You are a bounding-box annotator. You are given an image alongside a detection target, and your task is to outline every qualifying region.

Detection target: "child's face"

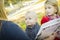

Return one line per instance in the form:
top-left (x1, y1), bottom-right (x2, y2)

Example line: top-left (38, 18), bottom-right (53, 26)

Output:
top-left (25, 14), bottom-right (37, 26)
top-left (45, 4), bottom-right (57, 16)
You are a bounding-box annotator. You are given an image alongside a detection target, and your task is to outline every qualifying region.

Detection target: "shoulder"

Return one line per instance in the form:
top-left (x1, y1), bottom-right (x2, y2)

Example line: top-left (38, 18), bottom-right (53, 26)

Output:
top-left (41, 16), bottom-right (49, 25)
top-left (42, 16), bottom-right (49, 20)
top-left (2, 20), bottom-right (21, 33)
top-left (36, 23), bottom-right (40, 28)
top-left (2, 21), bottom-right (19, 28)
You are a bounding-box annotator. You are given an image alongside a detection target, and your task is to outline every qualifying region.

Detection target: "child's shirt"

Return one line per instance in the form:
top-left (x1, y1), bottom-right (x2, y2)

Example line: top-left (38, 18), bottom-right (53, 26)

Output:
top-left (41, 16), bottom-right (49, 24)
top-left (41, 15), bottom-right (60, 25)
top-left (26, 23), bottom-right (40, 40)
top-left (41, 15), bottom-right (60, 40)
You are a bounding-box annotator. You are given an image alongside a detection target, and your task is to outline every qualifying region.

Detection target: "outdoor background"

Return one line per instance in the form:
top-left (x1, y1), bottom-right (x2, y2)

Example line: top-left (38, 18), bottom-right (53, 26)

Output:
top-left (0, 0), bottom-right (60, 31)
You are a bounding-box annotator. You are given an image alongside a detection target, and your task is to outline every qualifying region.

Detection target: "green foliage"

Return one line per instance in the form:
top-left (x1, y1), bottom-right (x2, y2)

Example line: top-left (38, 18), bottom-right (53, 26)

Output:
top-left (4, 0), bottom-right (31, 6)
top-left (18, 20), bottom-right (26, 31)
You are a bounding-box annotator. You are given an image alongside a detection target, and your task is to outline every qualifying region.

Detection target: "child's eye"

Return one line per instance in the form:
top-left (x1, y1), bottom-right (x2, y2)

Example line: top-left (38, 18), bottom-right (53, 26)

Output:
top-left (45, 8), bottom-right (47, 9)
top-left (25, 18), bottom-right (27, 20)
top-left (48, 7), bottom-right (51, 9)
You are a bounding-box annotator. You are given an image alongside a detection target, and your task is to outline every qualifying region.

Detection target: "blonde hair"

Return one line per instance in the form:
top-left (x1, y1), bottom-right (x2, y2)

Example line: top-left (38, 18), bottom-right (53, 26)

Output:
top-left (25, 11), bottom-right (37, 19)
top-left (0, 0), bottom-right (7, 20)
top-left (45, 0), bottom-right (59, 14)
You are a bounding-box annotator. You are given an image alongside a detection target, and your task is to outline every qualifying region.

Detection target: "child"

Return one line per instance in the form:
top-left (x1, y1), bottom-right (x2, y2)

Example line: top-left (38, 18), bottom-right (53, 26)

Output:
top-left (25, 11), bottom-right (40, 40)
top-left (41, 0), bottom-right (60, 40)
top-left (41, 0), bottom-right (60, 25)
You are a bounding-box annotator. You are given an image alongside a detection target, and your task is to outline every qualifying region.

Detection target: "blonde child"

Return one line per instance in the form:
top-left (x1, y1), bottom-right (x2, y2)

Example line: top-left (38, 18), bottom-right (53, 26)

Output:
top-left (40, 0), bottom-right (60, 40)
top-left (41, 0), bottom-right (60, 24)
top-left (25, 11), bottom-right (40, 40)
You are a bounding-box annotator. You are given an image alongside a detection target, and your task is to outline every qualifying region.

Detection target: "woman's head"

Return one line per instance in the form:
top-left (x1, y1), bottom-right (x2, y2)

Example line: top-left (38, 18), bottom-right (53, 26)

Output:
top-left (45, 0), bottom-right (58, 16)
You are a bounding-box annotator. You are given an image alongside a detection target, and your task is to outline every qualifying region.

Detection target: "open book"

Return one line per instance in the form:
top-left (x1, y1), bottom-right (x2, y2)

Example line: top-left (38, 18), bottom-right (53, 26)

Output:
top-left (36, 18), bottom-right (60, 39)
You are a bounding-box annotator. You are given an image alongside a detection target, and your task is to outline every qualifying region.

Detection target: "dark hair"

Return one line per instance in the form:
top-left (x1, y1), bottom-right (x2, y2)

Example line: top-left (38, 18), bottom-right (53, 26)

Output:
top-left (0, 20), bottom-right (2, 26)
top-left (0, 20), bottom-right (2, 31)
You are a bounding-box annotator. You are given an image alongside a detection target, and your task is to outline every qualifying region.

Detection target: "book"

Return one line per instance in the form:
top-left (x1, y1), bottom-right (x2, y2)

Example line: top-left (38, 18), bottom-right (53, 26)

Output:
top-left (36, 18), bottom-right (60, 39)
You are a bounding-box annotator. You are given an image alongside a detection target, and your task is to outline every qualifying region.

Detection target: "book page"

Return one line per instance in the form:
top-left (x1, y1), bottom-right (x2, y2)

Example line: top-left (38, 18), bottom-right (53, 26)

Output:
top-left (36, 18), bottom-right (60, 39)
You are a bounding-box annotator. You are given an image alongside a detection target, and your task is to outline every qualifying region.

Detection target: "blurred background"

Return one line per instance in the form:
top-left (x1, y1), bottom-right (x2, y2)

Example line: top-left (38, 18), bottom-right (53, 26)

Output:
top-left (0, 0), bottom-right (60, 31)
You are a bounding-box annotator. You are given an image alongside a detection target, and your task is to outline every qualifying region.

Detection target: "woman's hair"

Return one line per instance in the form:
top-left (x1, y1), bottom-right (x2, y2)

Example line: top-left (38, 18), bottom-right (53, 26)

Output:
top-left (45, 0), bottom-right (59, 15)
